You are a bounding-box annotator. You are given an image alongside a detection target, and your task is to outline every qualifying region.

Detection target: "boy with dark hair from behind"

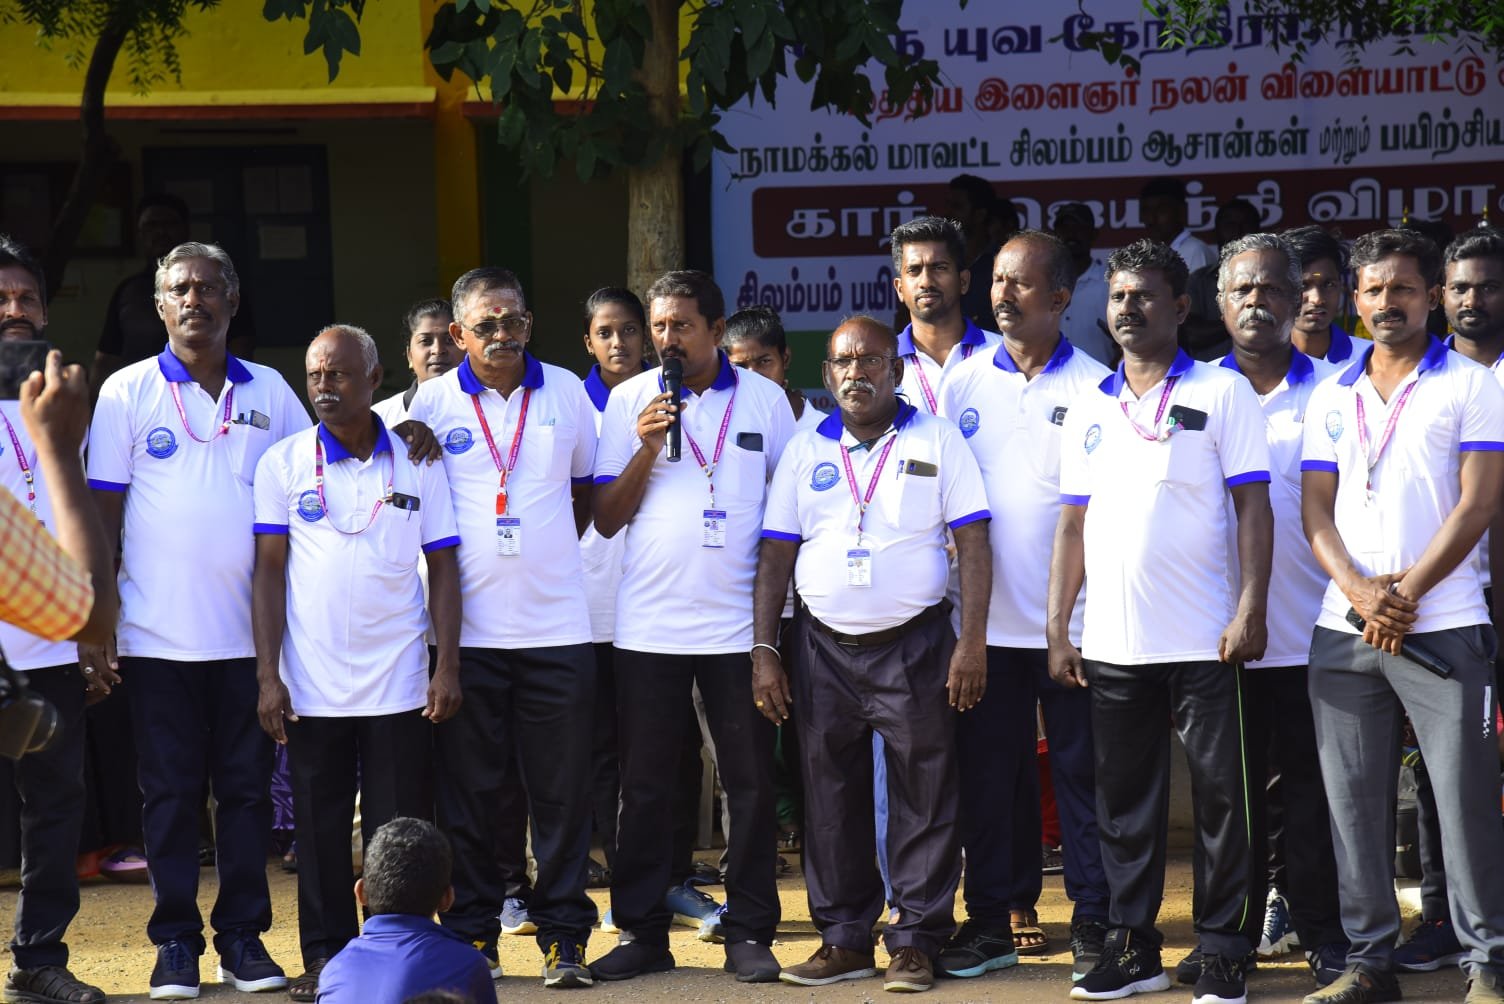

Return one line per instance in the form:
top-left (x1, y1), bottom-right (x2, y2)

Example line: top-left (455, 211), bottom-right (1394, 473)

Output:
top-left (315, 819), bottom-right (497, 1004)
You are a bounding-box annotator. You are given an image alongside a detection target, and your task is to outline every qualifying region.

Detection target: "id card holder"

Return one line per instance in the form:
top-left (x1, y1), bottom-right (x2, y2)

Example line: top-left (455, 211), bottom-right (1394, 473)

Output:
top-left (496, 515), bottom-right (522, 556)
top-left (702, 509), bottom-right (727, 548)
top-left (846, 548), bottom-right (872, 587)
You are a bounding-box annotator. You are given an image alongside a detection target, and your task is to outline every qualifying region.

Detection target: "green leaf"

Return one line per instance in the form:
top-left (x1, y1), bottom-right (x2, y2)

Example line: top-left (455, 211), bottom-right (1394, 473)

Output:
top-left (322, 38), bottom-right (341, 80)
top-left (602, 38), bottom-right (633, 86)
top-left (431, 40), bottom-right (464, 64)
top-left (498, 103), bottom-right (525, 146)
top-left (329, 8), bottom-right (360, 56)
top-left (746, 28), bottom-right (775, 79)
top-left (736, 2), bottom-right (767, 46)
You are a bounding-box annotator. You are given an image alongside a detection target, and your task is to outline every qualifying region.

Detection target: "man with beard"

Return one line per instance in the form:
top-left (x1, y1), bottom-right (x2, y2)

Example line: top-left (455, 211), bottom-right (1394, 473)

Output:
top-left (1300, 229), bottom-right (1504, 1004)
top-left (1049, 239), bottom-right (1272, 1004)
top-left (1052, 204), bottom-right (1113, 365)
top-left (753, 315), bottom-right (991, 993)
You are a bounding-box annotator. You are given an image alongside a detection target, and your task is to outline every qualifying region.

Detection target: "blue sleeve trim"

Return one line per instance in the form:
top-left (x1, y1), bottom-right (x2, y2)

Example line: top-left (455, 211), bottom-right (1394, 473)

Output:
top-left (253, 522), bottom-right (289, 535)
top-left (571, 475), bottom-right (594, 485)
top-left (1299, 460), bottom-right (1339, 473)
top-left (760, 529), bottom-right (802, 542)
top-left (421, 535), bottom-right (461, 553)
top-left (947, 509), bottom-right (991, 530)
top-left (593, 474), bottom-right (618, 485)
top-left (87, 478), bottom-right (128, 492)
top-left (1059, 493), bottom-right (1090, 506)
top-left (1460, 440), bottom-right (1504, 452)
top-left (1225, 470), bottom-right (1272, 487)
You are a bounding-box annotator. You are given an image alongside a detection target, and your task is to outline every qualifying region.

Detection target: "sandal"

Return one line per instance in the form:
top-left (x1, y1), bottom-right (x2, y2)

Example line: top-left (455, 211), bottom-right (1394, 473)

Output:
top-left (288, 958), bottom-right (328, 1003)
top-left (4, 965), bottom-right (106, 1004)
top-left (1011, 908), bottom-right (1050, 955)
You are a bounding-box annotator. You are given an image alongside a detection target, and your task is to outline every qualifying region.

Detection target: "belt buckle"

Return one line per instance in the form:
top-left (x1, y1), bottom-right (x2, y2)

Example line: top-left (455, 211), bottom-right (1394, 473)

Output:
top-left (836, 634), bottom-right (860, 648)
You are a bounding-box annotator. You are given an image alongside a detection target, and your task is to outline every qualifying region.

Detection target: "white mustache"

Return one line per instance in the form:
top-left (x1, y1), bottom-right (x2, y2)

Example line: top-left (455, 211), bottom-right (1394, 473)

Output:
top-left (314, 394), bottom-right (340, 406)
top-left (1238, 306), bottom-right (1277, 327)
top-left (483, 341), bottom-right (521, 358)
top-left (840, 379), bottom-right (876, 395)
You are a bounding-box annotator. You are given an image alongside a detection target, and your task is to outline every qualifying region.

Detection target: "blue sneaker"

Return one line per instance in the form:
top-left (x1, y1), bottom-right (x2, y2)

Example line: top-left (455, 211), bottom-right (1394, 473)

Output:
top-left (216, 934), bottom-right (287, 993)
top-left (665, 882), bottom-right (724, 942)
top-left (500, 896), bottom-right (537, 936)
top-left (150, 940), bottom-right (200, 1000)
top-left (1257, 889), bottom-right (1299, 958)
top-left (1394, 917), bottom-right (1465, 972)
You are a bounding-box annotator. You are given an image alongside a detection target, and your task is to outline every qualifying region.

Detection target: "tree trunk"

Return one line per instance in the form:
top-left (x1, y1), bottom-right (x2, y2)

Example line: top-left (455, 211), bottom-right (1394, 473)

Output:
top-left (626, 0), bottom-right (683, 298)
top-left (43, 5), bottom-right (132, 302)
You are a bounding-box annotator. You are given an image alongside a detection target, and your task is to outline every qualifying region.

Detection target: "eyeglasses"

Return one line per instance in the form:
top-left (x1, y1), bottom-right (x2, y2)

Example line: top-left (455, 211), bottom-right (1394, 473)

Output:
top-left (824, 354), bottom-right (894, 374)
top-left (460, 316), bottom-right (529, 339)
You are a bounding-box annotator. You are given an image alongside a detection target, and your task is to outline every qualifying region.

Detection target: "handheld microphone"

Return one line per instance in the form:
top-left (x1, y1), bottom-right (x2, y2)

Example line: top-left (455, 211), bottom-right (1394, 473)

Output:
top-left (662, 356), bottom-right (683, 463)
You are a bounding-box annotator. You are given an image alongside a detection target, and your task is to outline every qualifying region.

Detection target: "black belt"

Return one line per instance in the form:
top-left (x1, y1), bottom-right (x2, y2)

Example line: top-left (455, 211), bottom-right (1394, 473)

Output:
top-left (801, 599), bottom-right (951, 648)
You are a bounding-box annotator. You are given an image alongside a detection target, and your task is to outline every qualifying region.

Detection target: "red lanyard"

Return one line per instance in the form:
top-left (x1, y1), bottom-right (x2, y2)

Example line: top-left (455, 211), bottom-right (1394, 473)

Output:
top-left (1355, 380), bottom-right (1418, 494)
top-left (682, 375), bottom-right (738, 508)
top-left (839, 432), bottom-right (897, 545)
top-left (314, 436), bottom-right (394, 535)
top-left (1119, 376), bottom-right (1180, 442)
top-left (909, 342), bottom-right (974, 414)
top-left (0, 409), bottom-right (35, 515)
top-left (473, 388), bottom-right (531, 515)
top-left (169, 381), bottom-right (234, 444)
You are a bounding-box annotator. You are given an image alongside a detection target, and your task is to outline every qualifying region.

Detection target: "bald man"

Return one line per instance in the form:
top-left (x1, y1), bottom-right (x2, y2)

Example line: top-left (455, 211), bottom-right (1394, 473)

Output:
top-left (754, 316), bottom-right (992, 992)
top-left (251, 325), bottom-right (462, 1000)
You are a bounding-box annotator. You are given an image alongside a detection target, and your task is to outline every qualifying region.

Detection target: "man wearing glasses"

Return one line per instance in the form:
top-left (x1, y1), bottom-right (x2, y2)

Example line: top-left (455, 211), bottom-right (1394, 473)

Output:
top-left (752, 316), bottom-right (991, 993)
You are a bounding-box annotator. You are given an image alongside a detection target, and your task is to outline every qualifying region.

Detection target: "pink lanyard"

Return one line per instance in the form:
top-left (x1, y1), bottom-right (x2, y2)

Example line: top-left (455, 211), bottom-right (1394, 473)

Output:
top-left (839, 433), bottom-right (898, 545)
top-left (0, 409), bottom-right (35, 515)
top-left (1119, 376), bottom-right (1180, 441)
top-left (314, 437), bottom-right (394, 535)
top-left (1354, 380), bottom-right (1418, 494)
top-left (909, 342), bottom-right (974, 414)
top-left (473, 388), bottom-right (530, 515)
top-left (682, 375), bottom-right (739, 508)
top-left (169, 381), bottom-right (234, 443)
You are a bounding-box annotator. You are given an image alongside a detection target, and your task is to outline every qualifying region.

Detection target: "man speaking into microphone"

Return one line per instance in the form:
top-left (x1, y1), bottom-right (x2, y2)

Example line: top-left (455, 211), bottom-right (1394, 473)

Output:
top-left (591, 271), bottom-right (795, 984)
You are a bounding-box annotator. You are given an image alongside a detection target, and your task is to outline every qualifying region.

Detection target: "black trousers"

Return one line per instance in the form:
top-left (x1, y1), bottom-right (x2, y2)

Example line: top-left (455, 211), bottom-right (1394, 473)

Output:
top-left (494, 744), bottom-right (532, 903)
top-left (285, 708), bottom-right (432, 966)
top-left (794, 613), bottom-right (960, 958)
top-left (611, 648), bottom-right (779, 946)
top-left (6, 664), bottom-right (87, 970)
top-left (1085, 659), bottom-right (1253, 958)
top-left (434, 644), bottom-right (596, 950)
top-left (1240, 666), bottom-right (1345, 950)
top-left (124, 656), bottom-right (273, 954)
top-left (589, 642), bottom-right (620, 871)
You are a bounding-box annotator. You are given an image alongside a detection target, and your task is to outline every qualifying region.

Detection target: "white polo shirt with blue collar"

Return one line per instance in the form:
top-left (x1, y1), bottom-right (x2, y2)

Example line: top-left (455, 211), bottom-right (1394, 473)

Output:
top-left (1446, 334), bottom-right (1504, 589)
top-left (87, 348), bottom-right (310, 660)
top-left (407, 353), bottom-right (597, 650)
top-left (596, 353), bottom-right (794, 655)
top-left (938, 335), bottom-right (1111, 649)
top-left (580, 365), bottom-right (629, 645)
top-left (1215, 349), bottom-right (1339, 667)
top-left (1302, 335), bottom-right (1504, 636)
top-left (762, 400), bottom-right (989, 636)
top-left (896, 319), bottom-right (1002, 417)
top-left (252, 418), bottom-right (460, 717)
top-left (1320, 324), bottom-right (1360, 365)
top-left (1059, 350), bottom-right (1272, 665)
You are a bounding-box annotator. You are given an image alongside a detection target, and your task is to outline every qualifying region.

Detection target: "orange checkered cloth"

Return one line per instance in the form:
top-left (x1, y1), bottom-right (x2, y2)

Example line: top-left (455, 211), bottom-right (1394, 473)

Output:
top-left (0, 484), bottom-right (92, 641)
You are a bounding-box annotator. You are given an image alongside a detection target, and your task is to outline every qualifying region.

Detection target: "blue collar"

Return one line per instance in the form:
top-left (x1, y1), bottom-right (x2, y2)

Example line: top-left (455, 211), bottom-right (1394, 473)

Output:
top-left (317, 413), bottom-right (393, 464)
top-left (156, 347), bottom-right (253, 385)
top-left (657, 352), bottom-right (737, 395)
top-left (584, 365), bottom-right (612, 412)
top-left (1098, 348), bottom-right (1195, 395)
top-left (897, 319), bottom-right (989, 360)
top-left (1445, 333), bottom-right (1504, 368)
top-left (1337, 333), bottom-right (1448, 386)
top-left (1326, 324), bottom-right (1355, 363)
top-left (456, 353), bottom-right (544, 395)
top-left (992, 334), bottom-right (1075, 375)
top-left (356, 913), bottom-right (454, 938)
top-left (1218, 348), bottom-right (1316, 385)
top-left (816, 398), bottom-right (918, 440)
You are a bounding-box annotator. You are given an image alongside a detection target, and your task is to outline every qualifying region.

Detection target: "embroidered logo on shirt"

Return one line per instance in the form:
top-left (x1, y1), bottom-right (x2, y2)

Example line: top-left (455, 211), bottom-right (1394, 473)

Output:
top-left (958, 408), bottom-right (980, 438)
top-left (145, 427), bottom-right (178, 459)
top-left (443, 428), bottom-right (474, 454)
top-left (1325, 410), bottom-right (1344, 443)
top-left (810, 461), bottom-right (840, 491)
top-left (1084, 423), bottom-right (1102, 454)
top-left (297, 490), bottom-right (325, 522)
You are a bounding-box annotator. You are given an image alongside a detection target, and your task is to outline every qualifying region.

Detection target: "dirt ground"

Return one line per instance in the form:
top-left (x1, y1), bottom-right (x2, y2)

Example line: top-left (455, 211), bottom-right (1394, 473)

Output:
top-left (0, 853), bottom-right (1467, 1004)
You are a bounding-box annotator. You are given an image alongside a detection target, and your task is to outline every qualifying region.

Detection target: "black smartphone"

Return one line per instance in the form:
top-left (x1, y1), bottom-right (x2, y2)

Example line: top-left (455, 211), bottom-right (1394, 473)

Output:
top-left (1168, 405), bottom-right (1208, 431)
top-left (1344, 607), bottom-right (1453, 678)
top-left (0, 340), bottom-right (48, 401)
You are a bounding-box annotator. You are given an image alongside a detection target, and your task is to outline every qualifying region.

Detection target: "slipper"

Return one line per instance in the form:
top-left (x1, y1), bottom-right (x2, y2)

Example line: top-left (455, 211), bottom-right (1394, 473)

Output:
top-left (1011, 908), bottom-right (1050, 955)
top-left (99, 846), bottom-right (150, 884)
top-left (289, 959), bottom-right (327, 1003)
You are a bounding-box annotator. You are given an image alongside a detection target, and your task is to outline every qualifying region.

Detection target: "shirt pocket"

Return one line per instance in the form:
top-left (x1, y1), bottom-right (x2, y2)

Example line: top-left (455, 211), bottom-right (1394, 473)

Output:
top-left (877, 458), bottom-right (942, 531)
top-left (526, 423), bottom-right (570, 482)
top-left (369, 499), bottom-right (425, 573)
top-left (712, 441), bottom-right (769, 505)
top-left (1160, 430), bottom-right (1216, 486)
top-left (231, 424), bottom-right (273, 485)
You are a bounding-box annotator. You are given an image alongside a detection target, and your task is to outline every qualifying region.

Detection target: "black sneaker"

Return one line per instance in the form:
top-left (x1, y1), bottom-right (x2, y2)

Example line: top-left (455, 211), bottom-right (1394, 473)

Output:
top-left (1307, 943), bottom-right (1349, 987)
top-left (1177, 946), bottom-right (1257, 985)
top-left (149, 941), bottom-right (200, 1001)
top-left (216, 934), bottom-right (287, 993)
top-left (1192, 953), bottom-right (1247, 1004)
top-left (4, 965), bottom-right (107, 1004)
top-left (588, 939), bottom-right (674, 982)
top-left (1070, 920), bottom-right (1109, 982)
top-left (937, 920), bottom-right (1019, 978)
top-left (1069, 929), bottom-right (1171, 1001)
top-left (543, 940), bottom-right (593, 988)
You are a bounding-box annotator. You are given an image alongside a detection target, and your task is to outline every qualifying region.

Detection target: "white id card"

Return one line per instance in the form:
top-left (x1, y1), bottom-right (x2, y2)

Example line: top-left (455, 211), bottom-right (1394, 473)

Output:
top-left (496, 516), bottom-right (522, 556)
top-left (846, 548), bottom-right (872, 587)
top-left (702, 509), bottom-right (727, 548)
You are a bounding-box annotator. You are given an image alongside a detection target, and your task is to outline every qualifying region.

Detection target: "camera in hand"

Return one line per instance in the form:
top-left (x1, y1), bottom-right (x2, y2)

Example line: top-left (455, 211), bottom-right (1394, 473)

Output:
top-left (0, 657), bottom-right (62, 760)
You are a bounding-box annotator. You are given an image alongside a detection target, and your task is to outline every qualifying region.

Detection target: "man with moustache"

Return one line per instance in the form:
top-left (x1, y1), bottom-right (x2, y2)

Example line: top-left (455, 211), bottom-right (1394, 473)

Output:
top-left (1049, 239), bottom-right (1272, 1004)
top-left (1200, 235), bottom-right (1347, 991)
top-left (753, 316), bottom-right (991, 993)
top-left (591, 271), bottom-right (794, 984)
top-left (252, 325), bottom-right (462, 1001)
top-left (406, 267), bottom-right (600, 988)
top-left (1282, 227), bottom-right (1360, 365)
top-left (1301, 229), bottom-right (1504, 1004)
top-left (936, 231), bottom-right (1113, 983)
